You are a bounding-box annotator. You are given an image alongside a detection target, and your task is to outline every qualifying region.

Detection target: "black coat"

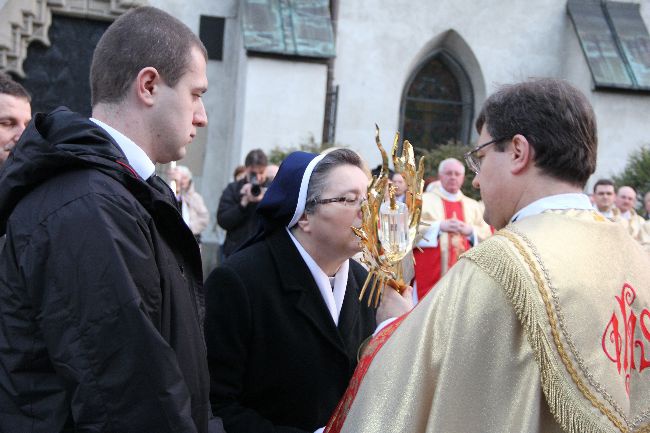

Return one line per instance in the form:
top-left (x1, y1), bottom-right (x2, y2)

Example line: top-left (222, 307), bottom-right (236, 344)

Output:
top-left (0, 108), bottom-right (210, 433)
top-left (216, 178), bottom-right (265, 257)
top-left (205, 229), bottom-right (376, 433)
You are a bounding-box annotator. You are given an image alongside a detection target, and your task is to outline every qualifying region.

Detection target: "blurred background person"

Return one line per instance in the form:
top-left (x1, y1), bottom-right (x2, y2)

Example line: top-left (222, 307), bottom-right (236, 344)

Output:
top-left (370, 164), bottom-right (393, 180)
top-left (643, 191), bottom-right (650, 220)
top-left (0, 73), bottom-right (31, 165)
top-left (391, 172), bottom-right (407, 202)
top-left (615, 185), bottom-right (645, 243)
top-left (592, 178), bottom-right (618, 220)
top-left (264, 163), bottom-right (279, 184)
top-left (169, 165), bottom-right (210, 244)
top-left (233, 165), bottom-right (246, 182)
top-left (217, 148), bottom-right (269, 258)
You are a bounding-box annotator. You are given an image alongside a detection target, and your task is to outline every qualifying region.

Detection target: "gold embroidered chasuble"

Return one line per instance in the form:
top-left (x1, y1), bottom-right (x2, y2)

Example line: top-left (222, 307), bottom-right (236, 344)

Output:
top-left (330, 210), bottom-right (650, 433)
top-left (617, 209), bottom-right (647, 243)
top-left (641, 221), bottom-right (650, 254)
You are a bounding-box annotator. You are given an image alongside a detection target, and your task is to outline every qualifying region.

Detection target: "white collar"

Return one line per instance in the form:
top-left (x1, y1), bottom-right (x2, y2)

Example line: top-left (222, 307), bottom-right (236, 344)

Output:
top-left (438, 185), bottom-right (463, 201)
top-left (511, 193), bottom-right (593, 222)
top-left (620, 209), bottom-right (631, 220)
top-left (596, 207), bottom-right (614, 218)
top-left (90, 118), bottom-right (155, 180)
top-left (286, 228), bottom-right (348, 325)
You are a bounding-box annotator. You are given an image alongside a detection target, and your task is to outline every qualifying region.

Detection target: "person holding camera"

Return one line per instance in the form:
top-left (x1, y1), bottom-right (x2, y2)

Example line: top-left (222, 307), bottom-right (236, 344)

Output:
top-left (217, 149), bottom-right (269, 258)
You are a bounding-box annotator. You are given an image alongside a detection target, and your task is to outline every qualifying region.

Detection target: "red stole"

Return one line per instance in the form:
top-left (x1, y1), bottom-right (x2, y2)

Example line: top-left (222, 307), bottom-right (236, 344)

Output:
top-left (325, 313), bottom-right (409, 433)
top-left (413, 199), bottom-right (470, 299)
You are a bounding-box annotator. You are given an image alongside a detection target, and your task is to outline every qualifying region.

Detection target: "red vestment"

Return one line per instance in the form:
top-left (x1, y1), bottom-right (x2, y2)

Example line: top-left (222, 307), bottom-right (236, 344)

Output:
top-left (413, 199), bottom-right (469, 299)
top-left (325, 313), bottom-right (409, 433)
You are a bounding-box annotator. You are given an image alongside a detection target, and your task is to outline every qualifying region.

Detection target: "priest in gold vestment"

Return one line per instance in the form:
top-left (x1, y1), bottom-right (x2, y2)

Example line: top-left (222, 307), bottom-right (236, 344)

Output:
top-left (615, 185), bottom-right (647, 244)
top-left (325, 79), bottom-right (650, 433)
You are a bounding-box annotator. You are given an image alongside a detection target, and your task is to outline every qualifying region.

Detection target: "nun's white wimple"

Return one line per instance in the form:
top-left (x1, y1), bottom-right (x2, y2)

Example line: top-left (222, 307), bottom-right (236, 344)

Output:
top-left (288, 153), bottom-right (326, 228)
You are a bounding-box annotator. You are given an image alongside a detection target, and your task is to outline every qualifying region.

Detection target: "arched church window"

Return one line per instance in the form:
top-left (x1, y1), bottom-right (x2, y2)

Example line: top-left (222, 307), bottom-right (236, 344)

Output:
top-left (400, 52), bottom-right (473, 151)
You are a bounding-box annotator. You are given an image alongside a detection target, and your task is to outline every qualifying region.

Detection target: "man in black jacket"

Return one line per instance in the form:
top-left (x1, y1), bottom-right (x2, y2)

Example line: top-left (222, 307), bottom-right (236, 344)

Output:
top-left (217, 149), bottom-right (269, 257)
top-left (0, 7), bottom-right (213, 433)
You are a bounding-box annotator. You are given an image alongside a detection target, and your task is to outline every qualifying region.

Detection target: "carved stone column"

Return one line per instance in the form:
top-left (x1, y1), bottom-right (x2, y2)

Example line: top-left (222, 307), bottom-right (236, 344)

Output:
top-left (0, 0), bottom-right (146, 77)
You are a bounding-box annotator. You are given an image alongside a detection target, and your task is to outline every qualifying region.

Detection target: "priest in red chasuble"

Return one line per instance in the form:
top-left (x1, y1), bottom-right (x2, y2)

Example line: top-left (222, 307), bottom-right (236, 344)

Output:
top-left (413, 158), bottom-right (491, 300)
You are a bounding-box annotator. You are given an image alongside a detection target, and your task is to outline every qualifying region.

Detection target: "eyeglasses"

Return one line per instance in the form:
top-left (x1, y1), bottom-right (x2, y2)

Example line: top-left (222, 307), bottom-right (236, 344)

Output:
top-left (312, 194), bottom-right (366, 208)
top-left (463, 137), bottom-right (507, 174)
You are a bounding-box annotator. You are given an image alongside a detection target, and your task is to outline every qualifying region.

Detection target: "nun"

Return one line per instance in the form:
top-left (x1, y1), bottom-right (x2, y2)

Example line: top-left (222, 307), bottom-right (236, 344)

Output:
top-left (205, 149), bottom-right (385, 433)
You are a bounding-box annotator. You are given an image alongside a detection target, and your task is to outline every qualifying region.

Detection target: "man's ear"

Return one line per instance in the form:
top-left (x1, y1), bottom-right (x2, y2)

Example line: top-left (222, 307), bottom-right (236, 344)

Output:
top-left (135, 67), bottom-right (161, 107)
top-left (510, 134), bottom-right (534, 175)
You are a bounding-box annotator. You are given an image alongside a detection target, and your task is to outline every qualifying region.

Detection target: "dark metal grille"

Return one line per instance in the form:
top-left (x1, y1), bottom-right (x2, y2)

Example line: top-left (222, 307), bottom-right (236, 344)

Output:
top-left (402, 56), bottom-right (469, 151)
top-left (17, 15), bottom-right (110, 117)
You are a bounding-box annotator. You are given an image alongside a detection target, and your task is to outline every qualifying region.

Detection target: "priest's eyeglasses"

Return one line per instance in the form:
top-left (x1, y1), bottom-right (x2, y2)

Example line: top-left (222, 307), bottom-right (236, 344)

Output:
top-left (313, 194), bottom-right (366, 208)
top-left (464, 137), bottom-right (507, 174)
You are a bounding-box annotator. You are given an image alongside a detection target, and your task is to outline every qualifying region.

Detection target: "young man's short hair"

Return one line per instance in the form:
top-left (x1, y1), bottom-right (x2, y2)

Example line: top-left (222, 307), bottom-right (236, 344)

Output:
top-left (244, 149), bottom-right (268, 168)
top-left (593, 178), bottom-right (615, 193)
top-left (90, 6), bottom-right (206, 106)
top-left (0, 73), bottom-right (30, 102)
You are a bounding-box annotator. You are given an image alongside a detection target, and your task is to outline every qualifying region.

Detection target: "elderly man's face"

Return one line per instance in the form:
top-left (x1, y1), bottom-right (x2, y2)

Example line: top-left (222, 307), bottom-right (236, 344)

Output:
top-left (439, 160), bottom-right (465, 194)
top-left (179, 172), bottom-right (191, 190)
top-left (616, 186), bottom-right (636, 213)
top-left (0, 94), bottom-right (31, 163)
top-left (594, 185), bottom-right (615, 211)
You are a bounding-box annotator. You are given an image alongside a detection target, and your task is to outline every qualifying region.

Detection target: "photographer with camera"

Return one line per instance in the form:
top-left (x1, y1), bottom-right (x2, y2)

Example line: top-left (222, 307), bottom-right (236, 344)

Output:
top-left (217, 149), bottom-right (269, 258)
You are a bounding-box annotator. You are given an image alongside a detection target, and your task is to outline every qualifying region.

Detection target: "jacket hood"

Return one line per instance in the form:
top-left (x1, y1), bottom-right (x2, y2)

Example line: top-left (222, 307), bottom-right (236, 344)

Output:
top-left (0, 107), bottom-right (141, 232)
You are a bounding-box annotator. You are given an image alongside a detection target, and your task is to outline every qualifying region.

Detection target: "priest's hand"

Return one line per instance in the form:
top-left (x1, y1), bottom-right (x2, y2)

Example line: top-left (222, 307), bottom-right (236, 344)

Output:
top-left (376, 285), bottom-right (414, 324)
top-left (441, 218), bottom-right (473, 237)
top-left (456, 220), bottom-right (473, 237)
top-left (440, 218), bottom-right (461, 233)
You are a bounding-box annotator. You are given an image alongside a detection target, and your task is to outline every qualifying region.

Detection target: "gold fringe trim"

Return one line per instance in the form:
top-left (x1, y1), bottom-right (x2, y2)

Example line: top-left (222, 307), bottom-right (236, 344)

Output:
top-left (464, 229), bottom-right (645, 433)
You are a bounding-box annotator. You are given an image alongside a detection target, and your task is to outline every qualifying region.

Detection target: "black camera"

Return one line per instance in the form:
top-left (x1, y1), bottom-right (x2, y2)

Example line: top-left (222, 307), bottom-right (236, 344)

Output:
top-left (250, 173), bottom-right (262, 197)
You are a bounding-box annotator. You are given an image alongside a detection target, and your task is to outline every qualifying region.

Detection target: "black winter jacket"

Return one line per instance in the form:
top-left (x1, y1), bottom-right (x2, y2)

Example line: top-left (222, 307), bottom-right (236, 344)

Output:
top-left (216, 179), bottom-right (262, 258)
top-left (0, 108), bottom-right (210, 433)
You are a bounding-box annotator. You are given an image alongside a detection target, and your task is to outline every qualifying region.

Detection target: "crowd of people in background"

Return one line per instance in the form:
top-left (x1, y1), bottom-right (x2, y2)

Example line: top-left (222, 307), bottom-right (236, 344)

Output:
top-left (214, 151), bottom-right (650, 305)
top-left (591, 178), bottom-right (650, 251)
top-left (168, 164), bottom-right (210, 244)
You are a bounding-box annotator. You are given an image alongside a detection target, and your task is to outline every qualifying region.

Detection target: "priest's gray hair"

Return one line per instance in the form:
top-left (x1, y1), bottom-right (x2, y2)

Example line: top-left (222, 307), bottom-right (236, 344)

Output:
top-left (304, 149), bottom-right (363, 214)
top-left (438, 158), bottom-right (465, 175)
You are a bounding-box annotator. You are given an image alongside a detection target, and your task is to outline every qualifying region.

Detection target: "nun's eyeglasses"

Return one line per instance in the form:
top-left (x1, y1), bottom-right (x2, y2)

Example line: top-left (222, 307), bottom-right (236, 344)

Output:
top-left (312, 195), bottom-right (366, 208)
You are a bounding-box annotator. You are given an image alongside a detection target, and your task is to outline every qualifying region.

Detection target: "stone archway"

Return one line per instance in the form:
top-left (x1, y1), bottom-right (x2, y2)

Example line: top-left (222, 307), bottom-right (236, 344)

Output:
top-left (399, 30), bottom-right (486, 149)
top-left (400, 50), bottom-right (474, 151)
